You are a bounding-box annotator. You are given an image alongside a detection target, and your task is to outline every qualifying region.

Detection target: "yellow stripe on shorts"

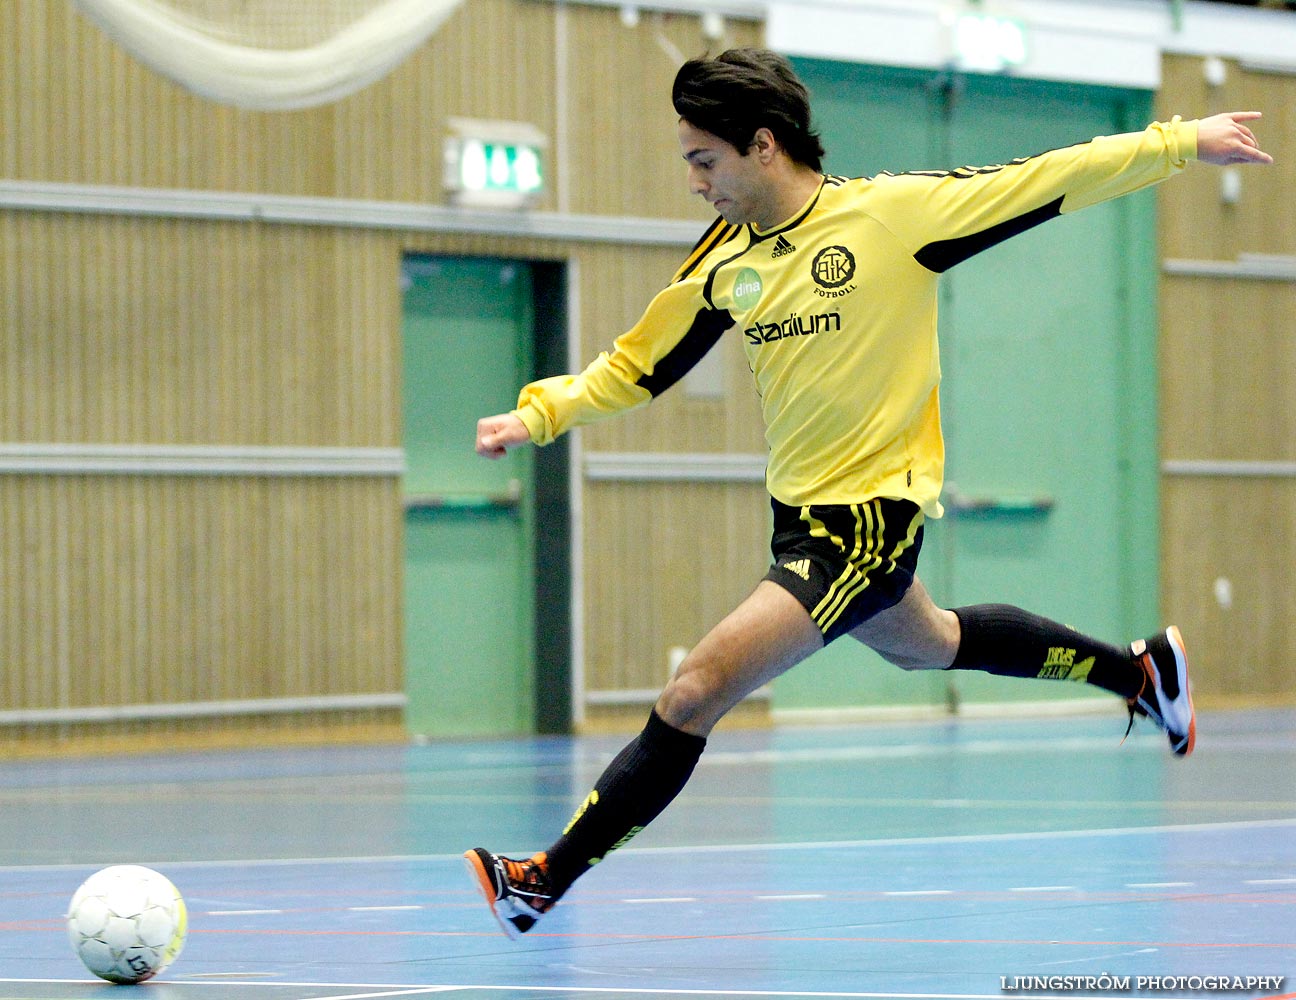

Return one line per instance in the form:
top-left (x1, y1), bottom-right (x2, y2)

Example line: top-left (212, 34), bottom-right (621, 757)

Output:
top-left (812, 500), bottom-right (888, 634)
top-left (887, 506), bottom-right (924, 571)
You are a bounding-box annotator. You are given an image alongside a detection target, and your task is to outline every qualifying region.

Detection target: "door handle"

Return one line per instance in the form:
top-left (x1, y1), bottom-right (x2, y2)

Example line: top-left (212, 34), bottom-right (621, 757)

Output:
top-left (403, 479), bottom-right (521, 512)
top-left (943, 483), bottom-right (1054, 517)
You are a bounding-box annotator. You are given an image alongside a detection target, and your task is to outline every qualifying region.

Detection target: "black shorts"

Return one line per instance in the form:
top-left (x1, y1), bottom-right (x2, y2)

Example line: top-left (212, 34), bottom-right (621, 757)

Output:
top-left (764, 496), bottom-right (924, 644)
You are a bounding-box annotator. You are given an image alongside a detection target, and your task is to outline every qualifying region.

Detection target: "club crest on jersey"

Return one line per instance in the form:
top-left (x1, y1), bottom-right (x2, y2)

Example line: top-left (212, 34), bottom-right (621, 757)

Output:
top-left (811, 245), bottom-right (857, 298)
top-left (732, 267), bottom-right (764, 310)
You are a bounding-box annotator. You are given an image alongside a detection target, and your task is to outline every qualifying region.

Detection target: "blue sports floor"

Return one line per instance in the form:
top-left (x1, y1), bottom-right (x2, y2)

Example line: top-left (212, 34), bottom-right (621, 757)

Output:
top-left (2, 709), bottom-right (1294, 1000)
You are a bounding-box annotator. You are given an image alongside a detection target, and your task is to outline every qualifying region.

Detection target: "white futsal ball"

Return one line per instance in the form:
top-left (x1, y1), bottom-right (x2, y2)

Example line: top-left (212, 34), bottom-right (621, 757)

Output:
top-left (66, 865), bottom-right (188, 984)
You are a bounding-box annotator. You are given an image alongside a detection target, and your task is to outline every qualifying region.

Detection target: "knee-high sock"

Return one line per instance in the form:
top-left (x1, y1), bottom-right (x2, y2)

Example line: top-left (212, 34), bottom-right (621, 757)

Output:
top-left (545, 709), bottom-right (706, 897)
top-left (950, 604), bottom-right (1141, 698)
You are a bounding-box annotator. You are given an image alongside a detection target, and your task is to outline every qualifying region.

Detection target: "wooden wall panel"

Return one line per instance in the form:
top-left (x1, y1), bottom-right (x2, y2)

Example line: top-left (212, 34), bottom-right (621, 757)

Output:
top-left (0, 0), bottom-right (775, 749)
top-left (1157, 54), bottom-right (1296, 703)
top-left (0, 476), bottom-right (401, 705)
top-left (583, 481), bottom-right (772, 693)
top-left (1157, 55), bottom-right (1296, 261)
top-left (0, 0), bottom-right (759, 210)
top-left (0, 206), bottom-right (779, 746)
top-left (0, 214), bottom-right (400, 446)
top-left (1160, 275), bottom-right (1296, 461)
top-left (1162, 477), bottom-right (1296, 699)
top-left (562, 7), bottom-right (761, 218)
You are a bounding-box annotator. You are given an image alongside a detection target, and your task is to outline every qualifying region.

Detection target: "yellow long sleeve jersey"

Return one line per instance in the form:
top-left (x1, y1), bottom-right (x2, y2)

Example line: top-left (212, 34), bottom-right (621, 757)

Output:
top-left (513, 118), bottom-right (1197, 515)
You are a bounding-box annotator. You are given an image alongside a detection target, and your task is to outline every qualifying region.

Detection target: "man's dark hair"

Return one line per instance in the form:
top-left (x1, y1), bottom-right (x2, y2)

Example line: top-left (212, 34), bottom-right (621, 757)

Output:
top-left (672, 48), bottom-right (825, 172)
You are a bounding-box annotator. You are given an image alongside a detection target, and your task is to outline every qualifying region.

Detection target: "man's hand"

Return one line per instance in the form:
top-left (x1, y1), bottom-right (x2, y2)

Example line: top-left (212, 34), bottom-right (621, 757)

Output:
top-left (1196, 111), bottom-right (1273, 166)
top-left (476, 413), bottom-right (531, 459)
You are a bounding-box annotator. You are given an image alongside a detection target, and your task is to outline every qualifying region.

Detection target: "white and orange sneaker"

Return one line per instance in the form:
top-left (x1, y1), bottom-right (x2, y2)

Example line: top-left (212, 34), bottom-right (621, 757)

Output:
top-left (463, 848), bottom-right (554, 938)
top-left (1128, 626), bottom-right (1196, 756)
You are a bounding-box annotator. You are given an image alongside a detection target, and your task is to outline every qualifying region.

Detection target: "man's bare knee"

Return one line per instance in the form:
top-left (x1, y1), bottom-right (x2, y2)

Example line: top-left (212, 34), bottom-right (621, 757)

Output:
top-left (655, 668), bottom-right (725, 733)
top-left (650, 581), bottom-right (824, 736)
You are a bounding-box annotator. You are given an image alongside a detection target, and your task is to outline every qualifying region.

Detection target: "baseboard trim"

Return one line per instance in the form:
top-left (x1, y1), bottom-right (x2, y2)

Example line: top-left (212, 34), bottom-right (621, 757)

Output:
top-left (773, 697), bottom-right (1117, 727)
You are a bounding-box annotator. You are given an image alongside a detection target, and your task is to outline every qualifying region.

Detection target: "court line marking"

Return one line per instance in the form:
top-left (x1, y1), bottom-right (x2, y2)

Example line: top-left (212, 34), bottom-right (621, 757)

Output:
top-left (1036, 946), bottom-right (1158, 968)
top-left (6, 977), bottom-right (1291, 1000)
top-left (1008, 885), bottom-right (1075, 892)
top-left (0, 981), bottom-right (1152, 1000)
top-left (166, 883), bottom-right (1296, 920)
top-left (624, 897), bottom-right (699, 904)
top-left (349, 905), bottom-right (425, 912)
top-left (8, 787), bottom-right (1296, 814)
top-left (694, 736), bottom-right (1172, 767)
top-left (625, 815), bottom-right (1296, 856)
top-left (314, 990), bottom-right (458, 999)
top-left (3, 814), bottom-right (1293, 873)
top-left (183, 925), bottom-right (1295, 949)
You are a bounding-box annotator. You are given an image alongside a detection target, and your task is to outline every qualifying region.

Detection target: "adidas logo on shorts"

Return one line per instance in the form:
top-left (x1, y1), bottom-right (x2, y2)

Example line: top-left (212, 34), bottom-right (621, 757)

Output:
top-left (782, 558), bottom-right (812, 581)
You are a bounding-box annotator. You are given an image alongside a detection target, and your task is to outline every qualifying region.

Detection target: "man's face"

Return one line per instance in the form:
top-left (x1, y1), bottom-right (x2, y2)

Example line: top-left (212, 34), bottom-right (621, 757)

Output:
top-left (678, 119), bottom-right (765, 225)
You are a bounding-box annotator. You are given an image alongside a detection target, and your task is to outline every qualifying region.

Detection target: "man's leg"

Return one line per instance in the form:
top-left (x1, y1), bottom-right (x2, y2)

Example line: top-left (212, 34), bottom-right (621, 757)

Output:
top-left (465, 580), bottom-right (822, 937)
top-left (655, 579), bottom-right (825, 735)
top-left (848, 579), bottom-right (1194, 753)
top-left (549, 581), bottom-right (821, 881)
top-left (845, 577), bottom-right (960, 670)
top-left (849, 579), bottom-right (1141, 695)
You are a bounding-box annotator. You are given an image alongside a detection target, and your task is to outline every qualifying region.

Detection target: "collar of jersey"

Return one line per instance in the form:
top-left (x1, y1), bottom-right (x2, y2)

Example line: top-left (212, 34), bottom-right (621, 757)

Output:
top-left (746, 176), bottom-right (825, 243)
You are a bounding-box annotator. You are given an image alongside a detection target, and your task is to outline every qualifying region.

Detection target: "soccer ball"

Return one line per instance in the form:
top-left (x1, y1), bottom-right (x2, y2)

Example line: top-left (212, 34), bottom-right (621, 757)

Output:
top-left (66, 865), bottom-right (188, 984)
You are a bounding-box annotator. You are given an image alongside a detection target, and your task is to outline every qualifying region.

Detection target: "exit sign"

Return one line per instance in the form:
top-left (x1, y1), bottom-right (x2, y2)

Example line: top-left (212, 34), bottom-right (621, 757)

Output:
top-left (443, 118), bottom-right (547, 209)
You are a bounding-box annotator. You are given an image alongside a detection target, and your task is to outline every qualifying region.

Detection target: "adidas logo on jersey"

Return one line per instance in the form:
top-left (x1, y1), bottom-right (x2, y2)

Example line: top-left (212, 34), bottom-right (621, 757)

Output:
top-left (771, 235), bottom-right (797, 259)
top-left (782, 558), bottom-right (812, 581)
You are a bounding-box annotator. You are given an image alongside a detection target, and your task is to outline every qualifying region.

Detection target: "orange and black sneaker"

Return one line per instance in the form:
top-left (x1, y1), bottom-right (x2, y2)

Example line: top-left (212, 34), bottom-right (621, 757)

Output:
top-left (1127, 626), bottom-right (1196, 756)
top-left (463, 847), bottom-right (554, 938)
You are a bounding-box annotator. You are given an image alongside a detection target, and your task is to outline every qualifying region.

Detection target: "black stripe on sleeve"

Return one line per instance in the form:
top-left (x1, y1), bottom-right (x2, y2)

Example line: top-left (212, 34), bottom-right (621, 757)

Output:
top-left (636, 307), bottom-right (734, 397)
top-left (672, 219), bottom-right (740, 284)
top-left (913, 195), bottom-right (1064, 274)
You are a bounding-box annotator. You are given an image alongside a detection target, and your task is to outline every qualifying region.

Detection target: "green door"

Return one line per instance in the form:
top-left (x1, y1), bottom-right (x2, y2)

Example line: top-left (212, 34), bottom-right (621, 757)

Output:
top-left (402, 256), bottom-right (536, 737)
top-left (774, 62), bottom-right (1157, 714)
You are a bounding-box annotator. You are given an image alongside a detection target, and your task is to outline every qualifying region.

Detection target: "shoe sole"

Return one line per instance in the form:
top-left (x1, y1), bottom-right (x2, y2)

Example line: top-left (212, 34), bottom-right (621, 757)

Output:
top-left (462, 849), bottom-right (523, 941)
top-left (1163, 626), bottom-right (1196, 756)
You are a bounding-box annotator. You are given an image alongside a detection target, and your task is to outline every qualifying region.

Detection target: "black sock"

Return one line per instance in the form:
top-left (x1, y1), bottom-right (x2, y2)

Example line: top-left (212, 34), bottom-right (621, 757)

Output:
top-left (545, 709), bottom-right (706, 897)
top-left (950, 604), bottom-right (1141, 699)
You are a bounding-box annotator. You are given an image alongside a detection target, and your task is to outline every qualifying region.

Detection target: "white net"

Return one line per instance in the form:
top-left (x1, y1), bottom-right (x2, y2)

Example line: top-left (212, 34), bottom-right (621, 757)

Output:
top-left (72, 0), bottom-right (466, 110)
top-left (136, 0), bottom-right (395, 50)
